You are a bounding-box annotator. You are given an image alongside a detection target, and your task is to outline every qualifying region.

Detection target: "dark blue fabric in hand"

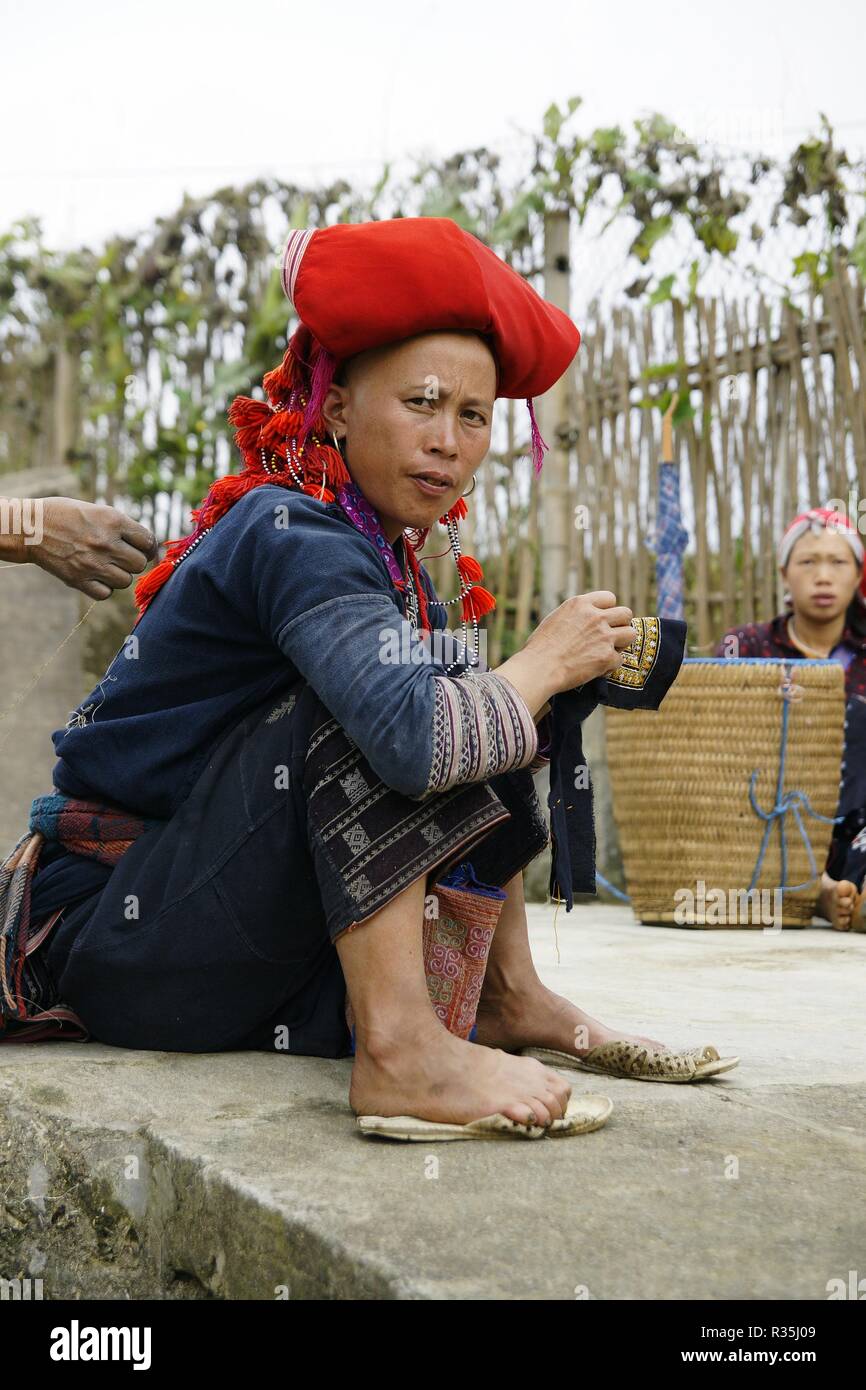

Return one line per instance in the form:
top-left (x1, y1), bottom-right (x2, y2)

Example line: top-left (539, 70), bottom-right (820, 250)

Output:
top-left (547, 617), bottom-right (687, 909)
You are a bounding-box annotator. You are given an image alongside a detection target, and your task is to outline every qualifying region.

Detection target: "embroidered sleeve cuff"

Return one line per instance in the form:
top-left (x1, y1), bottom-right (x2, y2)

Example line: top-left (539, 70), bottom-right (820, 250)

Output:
top-left (528, 709), bottom-right (552, 773)
top-left (425, 671), bottom-right (540, 794)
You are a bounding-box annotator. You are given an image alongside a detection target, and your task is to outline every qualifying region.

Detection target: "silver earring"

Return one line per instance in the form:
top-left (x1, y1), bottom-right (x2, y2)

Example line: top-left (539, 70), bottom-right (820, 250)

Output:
top-left (332, 431), bottom-right (346, 458)
top-left (462, 474), bottom-right (477, 497)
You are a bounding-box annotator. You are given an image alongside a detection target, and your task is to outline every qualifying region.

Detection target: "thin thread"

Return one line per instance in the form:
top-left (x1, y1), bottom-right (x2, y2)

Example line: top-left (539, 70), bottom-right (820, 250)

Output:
top-left (0, 601), bottom-right (97, 755)
top-left (417, 544), bottom-right (453, 562)
top-left (548, 894), bottom-right (562, 965)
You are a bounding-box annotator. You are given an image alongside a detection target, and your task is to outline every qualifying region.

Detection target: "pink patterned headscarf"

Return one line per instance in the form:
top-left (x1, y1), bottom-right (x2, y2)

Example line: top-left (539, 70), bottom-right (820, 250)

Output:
top-left (778, 507), bottom-right (866, 606)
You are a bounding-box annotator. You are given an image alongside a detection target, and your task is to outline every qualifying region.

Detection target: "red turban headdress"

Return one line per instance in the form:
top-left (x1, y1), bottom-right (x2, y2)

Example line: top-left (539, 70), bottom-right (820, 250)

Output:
top-left (135, 216), bottom-right (582, 620)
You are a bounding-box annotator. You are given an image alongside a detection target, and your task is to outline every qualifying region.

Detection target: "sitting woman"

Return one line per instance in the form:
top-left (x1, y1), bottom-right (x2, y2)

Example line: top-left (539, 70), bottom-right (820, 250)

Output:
top-left (715, 506), bottom-right (866, 932)
top-left (1, 218), bottom-right (734, 1141)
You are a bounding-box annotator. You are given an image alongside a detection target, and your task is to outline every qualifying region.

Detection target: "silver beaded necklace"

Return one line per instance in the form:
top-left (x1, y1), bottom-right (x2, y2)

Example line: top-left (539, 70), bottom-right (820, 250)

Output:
top-left (401, 550), bottom-right (480, 676)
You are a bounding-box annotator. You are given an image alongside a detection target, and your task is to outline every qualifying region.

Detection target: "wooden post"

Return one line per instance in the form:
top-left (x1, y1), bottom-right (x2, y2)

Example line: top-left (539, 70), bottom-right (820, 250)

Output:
top-left (537, 212), bottom-right (624, 893)
top-left (662, 390), bottom-right (677, 461)
top-left (52, 334), bottom-right (80, 493)
top-left (538, 210), bottom-right (573, 616)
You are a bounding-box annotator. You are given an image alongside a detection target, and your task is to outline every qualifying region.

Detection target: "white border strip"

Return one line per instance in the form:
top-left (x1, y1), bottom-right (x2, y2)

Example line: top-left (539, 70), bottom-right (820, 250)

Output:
top-left (281, 228), bottom-right (315, 307)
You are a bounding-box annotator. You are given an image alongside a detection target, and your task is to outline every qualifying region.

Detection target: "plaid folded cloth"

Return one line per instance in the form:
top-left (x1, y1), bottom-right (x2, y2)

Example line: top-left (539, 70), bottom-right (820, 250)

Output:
top-left (0, 793), bottom-right (161, 1042)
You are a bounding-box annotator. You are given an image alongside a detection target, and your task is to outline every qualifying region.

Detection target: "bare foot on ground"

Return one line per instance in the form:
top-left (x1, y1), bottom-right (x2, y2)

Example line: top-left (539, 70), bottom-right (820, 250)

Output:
top-left (817, 871), bottom-right (858, 931)
top-left (474, 980), bottom-right (668, 1058)
top-left (349, 1018), bottom-right (574, 1128)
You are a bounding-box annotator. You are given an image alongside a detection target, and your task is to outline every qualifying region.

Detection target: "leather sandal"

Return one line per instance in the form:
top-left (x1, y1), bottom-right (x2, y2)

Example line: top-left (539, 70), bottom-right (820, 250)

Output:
top-left (356, 1092), bottom-right (613, 1141)
top-left (519, 1041), bottom-right (739, 1083)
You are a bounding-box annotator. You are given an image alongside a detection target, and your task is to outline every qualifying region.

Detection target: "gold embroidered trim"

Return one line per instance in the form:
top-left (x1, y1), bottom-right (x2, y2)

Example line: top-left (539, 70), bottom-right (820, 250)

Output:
top-left (606, 616), bottom-right (660, 689)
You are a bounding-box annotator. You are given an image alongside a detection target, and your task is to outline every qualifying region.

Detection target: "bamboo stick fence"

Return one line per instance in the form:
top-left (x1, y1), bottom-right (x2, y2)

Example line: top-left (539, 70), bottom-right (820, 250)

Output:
top-left (457, 252), bottom-right (866, 663)
top-left (4, 251), bottom-right (866, 668)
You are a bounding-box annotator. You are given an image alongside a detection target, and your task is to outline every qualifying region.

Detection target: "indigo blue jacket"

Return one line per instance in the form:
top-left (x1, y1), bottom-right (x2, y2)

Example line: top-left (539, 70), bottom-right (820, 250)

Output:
top-left (32, 487), bottom-right (687, 923)
top-left (51, 487), bottom-right (540, 819)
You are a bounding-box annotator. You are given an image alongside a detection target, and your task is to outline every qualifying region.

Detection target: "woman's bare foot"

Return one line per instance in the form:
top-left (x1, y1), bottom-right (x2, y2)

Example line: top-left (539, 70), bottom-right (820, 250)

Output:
top-left (348, 1015), bottom-right (573, 1128)
top-left (474, 978), bottom-right (667, 1058)
top-left (817, 871), bottom-right (858, 931)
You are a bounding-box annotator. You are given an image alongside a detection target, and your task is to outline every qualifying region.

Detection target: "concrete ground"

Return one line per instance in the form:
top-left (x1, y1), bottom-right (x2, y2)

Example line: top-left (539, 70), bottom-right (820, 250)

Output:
top-left (1, 905), bottom-right (864, 1301)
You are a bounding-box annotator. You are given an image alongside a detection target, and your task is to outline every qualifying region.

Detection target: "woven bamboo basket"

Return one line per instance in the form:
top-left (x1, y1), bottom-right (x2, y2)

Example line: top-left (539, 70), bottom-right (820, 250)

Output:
top-left (605, 659), bottom-right (846, 927)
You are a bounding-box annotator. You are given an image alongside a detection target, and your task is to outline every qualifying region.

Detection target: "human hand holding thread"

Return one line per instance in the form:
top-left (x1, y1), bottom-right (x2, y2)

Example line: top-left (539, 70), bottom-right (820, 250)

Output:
top-left (527, 590), bottom-right (637, 688)
top-left (28, 498), bottom-right (158, 600)
top-left (494, 590), bottom-right (637, 717)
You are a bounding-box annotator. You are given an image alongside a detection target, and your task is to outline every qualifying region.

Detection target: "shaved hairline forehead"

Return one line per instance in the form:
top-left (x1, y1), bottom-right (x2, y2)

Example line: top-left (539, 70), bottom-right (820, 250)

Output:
top-left (334, 329), bottom-right (499, 391)
top-left (786, 531), bottom-right (862, 562)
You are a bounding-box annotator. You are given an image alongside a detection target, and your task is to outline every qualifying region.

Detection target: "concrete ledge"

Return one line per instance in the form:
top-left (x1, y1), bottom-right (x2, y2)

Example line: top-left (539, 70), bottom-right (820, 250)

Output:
top-left (1, 907), bottom-right (864, 1300)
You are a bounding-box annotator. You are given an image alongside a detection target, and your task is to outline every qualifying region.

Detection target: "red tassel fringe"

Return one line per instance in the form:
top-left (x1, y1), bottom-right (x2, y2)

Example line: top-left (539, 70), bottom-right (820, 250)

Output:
top-left (461, 585), bottom-right (496, 620)
top-left (456, 554), bottom-right (483, 583)
top-left (133, 556), bottom-right (175, 612)
top-left (442, 498), bottom-right (467, 523)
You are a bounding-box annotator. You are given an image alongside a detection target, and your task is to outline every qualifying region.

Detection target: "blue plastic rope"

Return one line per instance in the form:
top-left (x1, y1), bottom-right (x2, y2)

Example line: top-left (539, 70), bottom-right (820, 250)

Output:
top-left (594, 871), bottom-right (632, 904)
top-left (746, 667), bottom-right (842, 894)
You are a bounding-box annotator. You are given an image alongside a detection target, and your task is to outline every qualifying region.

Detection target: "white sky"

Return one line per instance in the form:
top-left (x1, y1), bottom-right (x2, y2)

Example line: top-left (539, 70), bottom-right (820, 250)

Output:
top-left (0, 0), bottom-right (864, 252)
